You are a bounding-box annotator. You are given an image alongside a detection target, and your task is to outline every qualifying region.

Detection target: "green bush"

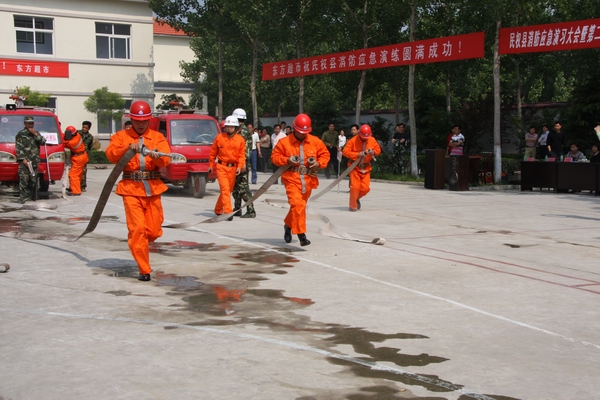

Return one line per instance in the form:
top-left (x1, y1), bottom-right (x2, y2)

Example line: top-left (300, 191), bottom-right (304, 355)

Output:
top-left (88, 150), bottom-right (110, 164)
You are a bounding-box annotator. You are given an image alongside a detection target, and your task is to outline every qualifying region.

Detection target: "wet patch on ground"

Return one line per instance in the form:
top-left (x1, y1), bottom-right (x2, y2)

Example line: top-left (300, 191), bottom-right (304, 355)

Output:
top-left (0, 215), bottom-right (120, 236)
top-left (91, 245), bottom-right (517, 399)
top-left (105, 290), bottom-right (131, 296)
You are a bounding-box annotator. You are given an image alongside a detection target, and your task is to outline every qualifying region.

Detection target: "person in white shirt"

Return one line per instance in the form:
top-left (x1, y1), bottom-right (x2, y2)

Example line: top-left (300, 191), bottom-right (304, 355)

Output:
top-left (337, 129), bottom-right (347, 164)
top-left (271, 124), bottom-right (287, 184)
top-left (537, 124), bottom-right (550, 159)
top-left (250, 125), bottom-right (261, 184)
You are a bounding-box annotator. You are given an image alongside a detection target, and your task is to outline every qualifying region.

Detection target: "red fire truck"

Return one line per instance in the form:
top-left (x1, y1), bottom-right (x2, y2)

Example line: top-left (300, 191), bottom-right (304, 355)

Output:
top-left (0, 105), bottom-right (65, 192)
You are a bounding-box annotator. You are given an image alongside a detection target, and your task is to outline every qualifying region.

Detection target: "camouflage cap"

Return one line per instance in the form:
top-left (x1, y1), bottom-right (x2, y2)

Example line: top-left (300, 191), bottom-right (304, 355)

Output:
top-left (24, 116), bottom-right (34, 123)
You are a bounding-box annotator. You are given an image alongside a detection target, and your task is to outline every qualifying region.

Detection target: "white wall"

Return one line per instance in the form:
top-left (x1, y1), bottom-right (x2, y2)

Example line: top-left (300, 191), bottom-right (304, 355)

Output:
top-left (0, 0), bottom-right (154, 136)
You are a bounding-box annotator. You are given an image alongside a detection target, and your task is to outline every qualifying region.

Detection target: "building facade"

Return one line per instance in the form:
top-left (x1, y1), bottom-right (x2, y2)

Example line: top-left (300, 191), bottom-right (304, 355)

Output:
top-left (0, 0), bottom-right (197, 136)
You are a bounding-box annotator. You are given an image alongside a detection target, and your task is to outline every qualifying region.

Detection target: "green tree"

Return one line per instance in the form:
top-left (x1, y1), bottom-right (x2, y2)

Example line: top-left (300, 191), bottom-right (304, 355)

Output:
top-left (157, 94), bottom-right (188, 110)
top-left (15, 86), bottom-right (52, 107)
top-left (83, 87), bottom-right (126, 128)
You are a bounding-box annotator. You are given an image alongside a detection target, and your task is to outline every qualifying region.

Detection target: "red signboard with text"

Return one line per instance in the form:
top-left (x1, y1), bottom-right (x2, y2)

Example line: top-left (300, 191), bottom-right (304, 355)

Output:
top-left (262, 32), bottom-right (485, 81)
top-left (499, 18), bottom-right (600, 54)
top-left (0, 58), bottom-right (69, 78)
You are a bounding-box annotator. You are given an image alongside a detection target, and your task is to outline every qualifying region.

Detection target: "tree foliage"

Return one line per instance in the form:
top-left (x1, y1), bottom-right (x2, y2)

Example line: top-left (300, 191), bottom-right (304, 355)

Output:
top-left (150, 0), bottom-right (600, 155)
top-left (15, 86), bottom-right (52, 107)
top-left (83, 87), bottom-right (126, 126)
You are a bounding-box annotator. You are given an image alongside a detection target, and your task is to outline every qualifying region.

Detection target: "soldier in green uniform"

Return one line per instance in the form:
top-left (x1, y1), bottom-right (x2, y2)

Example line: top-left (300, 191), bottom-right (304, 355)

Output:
top-left (15, 116), bottom-right (46, 203)
top-left (231, 108), bottom-right (256, 218)
top-left (80, 121), bottom-right (94, 192)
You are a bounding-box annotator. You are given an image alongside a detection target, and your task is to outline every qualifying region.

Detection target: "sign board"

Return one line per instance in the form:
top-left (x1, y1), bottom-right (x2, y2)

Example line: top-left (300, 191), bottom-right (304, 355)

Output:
top-left (499, 18), bottom-right (600, 54)
top-left (0, 58), bottom-right (69, 78)
top-left (40, 132), bottom-right (59, 144)
top-left (262, 32), bottom-right (485, 81)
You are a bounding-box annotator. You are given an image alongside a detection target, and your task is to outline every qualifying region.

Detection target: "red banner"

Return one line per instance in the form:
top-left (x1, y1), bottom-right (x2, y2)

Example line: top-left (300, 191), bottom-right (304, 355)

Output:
top-left (262, 32), bottom-right (485, 81)
top-left (0, 58), bottom-right (69, 78)
top-left (499, 18), bottom-right (600, 54)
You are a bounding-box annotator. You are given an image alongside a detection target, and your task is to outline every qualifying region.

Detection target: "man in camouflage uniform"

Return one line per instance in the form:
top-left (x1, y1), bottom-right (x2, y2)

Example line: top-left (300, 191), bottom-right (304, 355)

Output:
top-left (80, 121), bottom-right (94, 192)
top-left (231, 108), bottom-right (256, 218)
top-left (15, 116), bottom-right (46, 203)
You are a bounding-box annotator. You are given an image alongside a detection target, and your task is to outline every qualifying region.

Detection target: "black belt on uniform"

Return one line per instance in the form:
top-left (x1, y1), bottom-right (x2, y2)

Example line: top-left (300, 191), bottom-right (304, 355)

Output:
top-left (217, 160), bottom-right (236, 167)
top-left (288, 165), bottom-right (318, 177)
top-left (122, 171), bottom-right (161, 181)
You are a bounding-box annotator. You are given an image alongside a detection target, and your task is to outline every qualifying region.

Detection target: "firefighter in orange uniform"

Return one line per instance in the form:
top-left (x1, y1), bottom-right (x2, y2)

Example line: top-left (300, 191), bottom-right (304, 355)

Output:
top-left (271, 113), bottom-right (329, 246)
top-left (63, 126), bottom-right (89, 196)
top-left (342, 124), bottom-right (381, 212)
top-left (105, 101), bottom-right (171, 281)
top-left (208, 115), bottom-right (246, 219)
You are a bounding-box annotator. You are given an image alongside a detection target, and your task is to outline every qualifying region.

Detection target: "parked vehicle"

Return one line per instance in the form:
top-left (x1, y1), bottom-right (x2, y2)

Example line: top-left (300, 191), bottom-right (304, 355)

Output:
top-left (0, 105), bottom-right (65, 192)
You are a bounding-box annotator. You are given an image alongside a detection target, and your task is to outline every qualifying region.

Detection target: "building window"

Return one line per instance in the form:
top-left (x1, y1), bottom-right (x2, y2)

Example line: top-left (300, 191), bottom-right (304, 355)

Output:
top-left (96, 22), bottom-right (131, 59)
top-left (14, 15), bottom-right (54, 55)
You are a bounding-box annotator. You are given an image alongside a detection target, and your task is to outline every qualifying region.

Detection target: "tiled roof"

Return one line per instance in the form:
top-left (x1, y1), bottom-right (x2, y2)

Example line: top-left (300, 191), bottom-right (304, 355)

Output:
top-left (153, 19), bottom-right (187, 36)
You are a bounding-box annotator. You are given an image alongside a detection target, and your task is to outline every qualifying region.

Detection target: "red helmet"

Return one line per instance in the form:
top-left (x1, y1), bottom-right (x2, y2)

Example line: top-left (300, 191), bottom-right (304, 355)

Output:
top-left (219, 119), bottom-right (226, 131)
top-left (65, 126), bottom-right (77, 135)
top-left (359, 124), bottom-right (372, 139)
top-left (129, 100), bottom-right (152, 121)
top-left (293, 113), bottom-right (312, 134)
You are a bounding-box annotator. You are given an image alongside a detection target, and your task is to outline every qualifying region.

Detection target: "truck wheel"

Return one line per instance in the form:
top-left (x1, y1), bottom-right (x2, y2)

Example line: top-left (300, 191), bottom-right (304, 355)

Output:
top-left (189, 173), bottom-right (206, 198)
top-left (38, 175), bottom-right (49, 192)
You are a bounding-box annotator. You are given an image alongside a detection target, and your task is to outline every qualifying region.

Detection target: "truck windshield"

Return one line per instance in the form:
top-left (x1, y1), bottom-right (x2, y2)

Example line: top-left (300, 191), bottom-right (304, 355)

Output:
top-left (0, 115), bottom-right (62, 144)
top-left (170, 120), bottom-right (218, 145)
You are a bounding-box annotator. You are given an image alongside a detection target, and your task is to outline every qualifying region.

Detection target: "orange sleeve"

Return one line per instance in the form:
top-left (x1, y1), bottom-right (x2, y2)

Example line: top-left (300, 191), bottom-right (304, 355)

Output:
top-left (313, 137), bottom-right (330, 169)
top-left (209, 136), bottom-right (220, 170)
top-left (342, 136), bottom-right (360, 160)
top-left (105, 130), bottom-right (130, 163)
top-left (271, 137), bottom-right (289, 167)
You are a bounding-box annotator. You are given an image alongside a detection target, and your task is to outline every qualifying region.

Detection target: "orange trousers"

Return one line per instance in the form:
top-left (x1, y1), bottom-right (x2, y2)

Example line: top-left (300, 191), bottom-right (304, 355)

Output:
top-left (123, 195), bottom-right (164, 275)
top-left (214, 164), bottom-right (237, 214)
top-left (283, 181), bottom-right (312, 234)
top-left (349, 169), bottom-right (371, 210)
top-left (69, 153), bottom-right (88, 195)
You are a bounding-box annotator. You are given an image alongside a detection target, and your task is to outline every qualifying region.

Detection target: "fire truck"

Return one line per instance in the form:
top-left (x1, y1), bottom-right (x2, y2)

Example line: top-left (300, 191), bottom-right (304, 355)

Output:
top-left (123, 109), bottom-right (219, 198)
top-left (0, 104), bottom-right (65, 193)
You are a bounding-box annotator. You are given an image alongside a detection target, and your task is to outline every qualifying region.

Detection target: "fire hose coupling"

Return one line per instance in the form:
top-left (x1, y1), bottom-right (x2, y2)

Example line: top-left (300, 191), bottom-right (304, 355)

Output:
top-left (307, 157), bottom-right (316, 164)
top-left (290, 155), bottom-right (301, 164)
top-left (140, 145), bottom-right (173, 158)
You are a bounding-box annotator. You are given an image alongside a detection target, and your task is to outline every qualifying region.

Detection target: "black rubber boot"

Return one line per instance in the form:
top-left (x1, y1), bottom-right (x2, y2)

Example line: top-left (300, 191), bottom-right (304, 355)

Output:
top-left (298, 233), bottom-right (311, 246)
top-left (138, 274), bottom-right (151, 281)
top-left (284, 225), bottom-right (292, 243)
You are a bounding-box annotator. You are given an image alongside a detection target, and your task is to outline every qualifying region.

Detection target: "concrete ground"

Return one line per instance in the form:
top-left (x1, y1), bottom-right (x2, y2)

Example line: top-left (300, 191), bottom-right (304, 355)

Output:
top-left (1, 168), bottom-right (599, 400)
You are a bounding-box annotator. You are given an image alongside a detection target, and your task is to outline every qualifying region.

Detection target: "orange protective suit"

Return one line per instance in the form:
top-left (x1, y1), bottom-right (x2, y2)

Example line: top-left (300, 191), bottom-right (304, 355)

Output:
top-left (105, 127), bottom-right (171, 275)
top-left (342, 135), bottom-right (381, 210)
top-left (209, 132), bottom-right (246, 214)
top-left (271, 133), bottom-right (329, 234)
top-left (63, 133), bottom-right (89, 195)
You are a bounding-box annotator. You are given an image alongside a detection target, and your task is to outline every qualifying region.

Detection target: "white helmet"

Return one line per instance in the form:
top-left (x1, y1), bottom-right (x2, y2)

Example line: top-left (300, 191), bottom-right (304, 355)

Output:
top-left (224, 115), bottom-right (239, 126)
top-left (232, 108), bottom-right (246, 120)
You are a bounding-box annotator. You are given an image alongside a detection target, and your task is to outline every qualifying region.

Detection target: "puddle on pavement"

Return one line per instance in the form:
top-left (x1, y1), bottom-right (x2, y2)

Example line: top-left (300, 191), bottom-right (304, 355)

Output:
top-left (91, 243), bottom-right (515, 399)
top-left (150, 240), bottom-right (228, 254)
top-left (0, 215), bottom-right (119, 236)
top-left (0, 209), bottom-right (516, 399)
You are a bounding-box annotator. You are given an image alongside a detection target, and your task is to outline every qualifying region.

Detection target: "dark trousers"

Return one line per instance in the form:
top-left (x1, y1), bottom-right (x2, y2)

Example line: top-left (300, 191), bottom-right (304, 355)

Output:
top-left (250, 150), bottom-right (258, 184)
top-left (260, 147), bottom-right (271, 172)
top-left (325, 147), bottom-right (339, 178)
